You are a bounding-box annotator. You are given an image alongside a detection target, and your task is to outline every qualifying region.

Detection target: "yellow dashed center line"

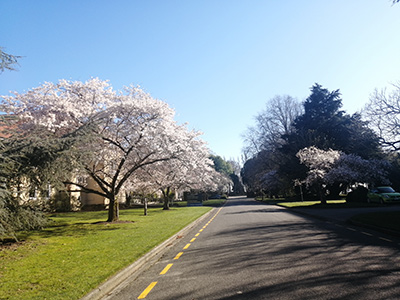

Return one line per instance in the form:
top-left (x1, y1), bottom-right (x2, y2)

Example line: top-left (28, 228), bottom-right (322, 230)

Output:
top-left (174, 252), bottom-right (183, 260)
top-left (160, 263), bottom-right (173, 275)
top-left (137, 207), bottom-right (224, 299)
top-left (138, 281), bottom-right (157, 299)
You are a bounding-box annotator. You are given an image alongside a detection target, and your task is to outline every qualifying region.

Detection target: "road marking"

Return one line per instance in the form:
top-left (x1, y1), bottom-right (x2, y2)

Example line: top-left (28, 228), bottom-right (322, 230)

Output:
top-left (347, 227), bottom-right (357, 231)
top-left (379, 237), bottom-right (393, 242)
top-left (361, 231), bottom-right (373, 236)
top-left (160, 263), bottom-right (173, 275)
top-left (174, 252), bottom-right (183, 260)
top-left (138, 281), bottom-right (157, 299)
top-left (137, 205), bottom-right (223, 299)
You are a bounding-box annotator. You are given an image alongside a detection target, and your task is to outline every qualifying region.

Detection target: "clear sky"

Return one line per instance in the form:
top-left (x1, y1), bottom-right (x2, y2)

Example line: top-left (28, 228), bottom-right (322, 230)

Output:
top-left (1, 1), bottom-right (400, 162)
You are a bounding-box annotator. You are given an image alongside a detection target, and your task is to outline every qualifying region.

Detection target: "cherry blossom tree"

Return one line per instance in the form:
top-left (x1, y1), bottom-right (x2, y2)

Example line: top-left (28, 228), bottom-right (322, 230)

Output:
top-left (296, 146), bottom-right (340, 203)
top-left (297, 146), bottom-right (390, 203)
top-left (325, 154), bottom-right (390, 188)
top-left (136, 129), bottom-right (220, 210)
top-left (1, 78), bottom-right (208, 222)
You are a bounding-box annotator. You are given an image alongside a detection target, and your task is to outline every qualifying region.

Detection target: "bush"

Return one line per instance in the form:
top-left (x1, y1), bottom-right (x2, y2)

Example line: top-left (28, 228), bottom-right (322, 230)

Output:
top-left (346, 186), bottom-right (368, 203)
top-left (50, 191), bottom-right (80, 212)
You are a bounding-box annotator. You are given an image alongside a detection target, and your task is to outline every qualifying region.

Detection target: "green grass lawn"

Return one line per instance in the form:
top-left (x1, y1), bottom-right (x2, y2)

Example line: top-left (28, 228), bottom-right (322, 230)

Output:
top-left (277, 200), bottom-right (381, 209)
top-left (0, 206), bottom-right (211, 300)
top-left (202, 199), bottom-right (226, 207)
top-left (278, 200), bottom-right (346, 208)
top-left (172, 199), bottom-right (226, 207)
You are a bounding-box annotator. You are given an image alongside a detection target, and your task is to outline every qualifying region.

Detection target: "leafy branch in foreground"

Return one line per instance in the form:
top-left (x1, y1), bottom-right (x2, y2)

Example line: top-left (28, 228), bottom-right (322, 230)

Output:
top-left (0, 47), bottom-right (21, 73)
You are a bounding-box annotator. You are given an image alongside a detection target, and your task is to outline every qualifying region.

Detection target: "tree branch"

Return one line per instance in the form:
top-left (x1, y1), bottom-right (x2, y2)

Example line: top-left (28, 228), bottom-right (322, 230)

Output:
top-left (63, 180), bottom-right (108, 198)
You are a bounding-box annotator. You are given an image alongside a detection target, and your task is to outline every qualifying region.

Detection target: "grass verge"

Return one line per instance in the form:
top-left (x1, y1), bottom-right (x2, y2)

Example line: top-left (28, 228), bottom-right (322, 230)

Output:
top-left (202, 199), bottom-right (226, 207)
top-left (0, 206), bottom-right (211, 300)
top-left (277, 200), bottom-right (382, 209)
top-left (172, 199), bottom-right (226, 207)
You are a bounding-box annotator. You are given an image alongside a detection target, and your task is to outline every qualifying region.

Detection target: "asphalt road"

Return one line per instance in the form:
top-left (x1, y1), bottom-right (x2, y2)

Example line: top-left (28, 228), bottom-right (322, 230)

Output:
top-left (104, 197), bottom-right (400, 300)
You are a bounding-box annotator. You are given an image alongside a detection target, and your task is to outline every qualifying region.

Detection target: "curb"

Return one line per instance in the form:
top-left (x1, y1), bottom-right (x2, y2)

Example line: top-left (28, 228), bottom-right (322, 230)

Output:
top-left (81, 207), bottom-right (216, 300)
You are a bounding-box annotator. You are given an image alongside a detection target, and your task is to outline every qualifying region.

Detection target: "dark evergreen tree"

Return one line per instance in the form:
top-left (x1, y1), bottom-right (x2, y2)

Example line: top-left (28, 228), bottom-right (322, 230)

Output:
top-left (0, 137), bottom-right (50, 241)
top-left (209, 155), bottom-right (233, 176)
top-left (290, 83), bottom-right (344, 151)
top-left (278, 84), bottom-right (382, 198)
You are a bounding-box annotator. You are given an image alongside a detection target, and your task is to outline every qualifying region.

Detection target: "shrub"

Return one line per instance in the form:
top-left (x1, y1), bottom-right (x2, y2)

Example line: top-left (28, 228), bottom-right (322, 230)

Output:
top-left (346, 186), bottom-right (368, 203)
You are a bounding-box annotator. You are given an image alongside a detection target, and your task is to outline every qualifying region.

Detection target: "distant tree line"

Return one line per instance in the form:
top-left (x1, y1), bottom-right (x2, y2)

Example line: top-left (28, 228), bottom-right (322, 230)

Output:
top-left (241, 82), bottom-right (400, 202)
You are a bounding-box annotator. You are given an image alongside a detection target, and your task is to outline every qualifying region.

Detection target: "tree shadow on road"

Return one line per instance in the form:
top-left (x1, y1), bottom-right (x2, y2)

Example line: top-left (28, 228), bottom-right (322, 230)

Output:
top-left (175, 207), bottom-right (400, 300)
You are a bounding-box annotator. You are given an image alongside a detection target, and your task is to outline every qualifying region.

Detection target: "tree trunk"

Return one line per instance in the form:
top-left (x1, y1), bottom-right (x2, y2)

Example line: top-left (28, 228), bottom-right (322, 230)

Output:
top-left (107, 196), bottom-right (119, 222)
top-left (162, 187), bottom-right (171, 210)
top-left (144, 198), bottom-right (148, 216)
top-left (319, 187), bottom-right (327, 205)
top-left (163, 197), bottom-right (170, 210)
top-left (125, 191), bottom-right (131, 207)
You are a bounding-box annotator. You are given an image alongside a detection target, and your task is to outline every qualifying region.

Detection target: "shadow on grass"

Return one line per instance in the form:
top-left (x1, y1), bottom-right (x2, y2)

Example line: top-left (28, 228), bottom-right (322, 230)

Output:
top-left (30, 222), bottom-right (127, 240)
top-left (14, 210), bottom-right (142, 242)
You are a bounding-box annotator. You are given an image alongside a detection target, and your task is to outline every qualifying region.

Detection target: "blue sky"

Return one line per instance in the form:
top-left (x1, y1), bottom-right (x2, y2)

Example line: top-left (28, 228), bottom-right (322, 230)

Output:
top-left (1, 1), bottom-right (400, 161)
